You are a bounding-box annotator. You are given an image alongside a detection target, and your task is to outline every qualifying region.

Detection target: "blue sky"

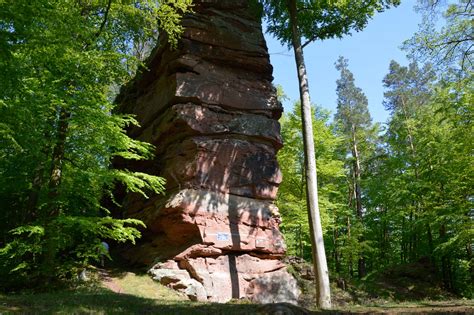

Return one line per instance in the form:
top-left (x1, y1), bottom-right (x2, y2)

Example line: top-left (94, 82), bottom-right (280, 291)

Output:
top-left (264, 0), bottom-right (421, 123)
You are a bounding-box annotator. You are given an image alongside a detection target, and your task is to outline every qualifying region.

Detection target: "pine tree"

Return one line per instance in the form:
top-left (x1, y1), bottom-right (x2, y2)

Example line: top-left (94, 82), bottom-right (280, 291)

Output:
top-left (382, 61), bottom-right (435, 264)
top-left (334, 56), bottom-right (376, 278)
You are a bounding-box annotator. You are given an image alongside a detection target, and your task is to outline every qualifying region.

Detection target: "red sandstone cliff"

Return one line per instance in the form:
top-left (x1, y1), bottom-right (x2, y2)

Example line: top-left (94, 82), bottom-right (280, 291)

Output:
top-left (116, 0), bottom-right (299, 303)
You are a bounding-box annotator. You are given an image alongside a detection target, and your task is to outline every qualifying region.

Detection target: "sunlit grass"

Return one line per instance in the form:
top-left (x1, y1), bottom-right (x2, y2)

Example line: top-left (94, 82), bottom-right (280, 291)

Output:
top-left (1, 269), bottom-right (473, 314)
top-left (112, 271), bottom-right (185, 301)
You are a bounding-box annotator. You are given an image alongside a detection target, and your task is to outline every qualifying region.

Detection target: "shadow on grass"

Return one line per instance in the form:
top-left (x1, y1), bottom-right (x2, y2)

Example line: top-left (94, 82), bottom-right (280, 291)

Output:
top-left (0, 288), bottom-right (319, 315)
top-left (3, 289), bottom-right (472, 315)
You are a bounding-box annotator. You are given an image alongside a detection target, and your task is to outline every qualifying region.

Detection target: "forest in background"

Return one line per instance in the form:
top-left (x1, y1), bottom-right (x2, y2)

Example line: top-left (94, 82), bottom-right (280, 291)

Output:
top-left (277, 0), bottom-right (473, 297)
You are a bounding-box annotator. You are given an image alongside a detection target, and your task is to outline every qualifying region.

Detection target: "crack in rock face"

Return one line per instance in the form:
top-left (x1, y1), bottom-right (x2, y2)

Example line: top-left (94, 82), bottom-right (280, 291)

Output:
top-left (116, 0), bottom-right (300, 304)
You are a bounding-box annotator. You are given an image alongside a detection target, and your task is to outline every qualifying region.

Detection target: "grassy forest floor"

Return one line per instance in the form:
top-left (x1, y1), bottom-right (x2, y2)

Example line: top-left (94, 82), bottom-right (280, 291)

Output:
top-left (1, 266), bottom-right (473, 314)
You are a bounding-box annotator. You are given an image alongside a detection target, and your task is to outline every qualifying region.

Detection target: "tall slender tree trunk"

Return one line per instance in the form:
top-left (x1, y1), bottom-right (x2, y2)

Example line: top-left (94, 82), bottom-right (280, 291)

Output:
top-left (382, 222), bottom-right (389, 266)
top-left (439, 224), bottom-right (454, 291)
top-left (26, 164), bottom-right (45, 221)
top-left (401, 216), bottom-right (406, 263)
top-left (48, 106), bottom-right (70, 216)
top-left (351, 125), bottom-right (363, 219)
top-left (26, 123), bottom-right (56, 222)
top-left (42, 106), bottom-right (70, 277)
top-left (400, 97), bottom-right (417, 159)
top-left (351, 124), bottom-right (366, 278)
top-left (427, 223), bottom-right (434, 263)
top-left (288, 0), bottom-right (331, 309)
top-left (347, 216), bottom-right (354, 277)
top-left (466, 242), bottom-right (474, 284)
top-left (408, 209), bottom-right (416, 262)
top-left (400, 96), bottom-right (424, 264)
top-left (333, 228), bottom-right (341, 273)
top-left (298, 223), bottom-right (304, 258)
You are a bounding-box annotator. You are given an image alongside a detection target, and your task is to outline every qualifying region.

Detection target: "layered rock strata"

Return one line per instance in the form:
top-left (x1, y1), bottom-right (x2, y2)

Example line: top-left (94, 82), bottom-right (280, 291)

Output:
top-left (116, 0), bottom-right (299, 303)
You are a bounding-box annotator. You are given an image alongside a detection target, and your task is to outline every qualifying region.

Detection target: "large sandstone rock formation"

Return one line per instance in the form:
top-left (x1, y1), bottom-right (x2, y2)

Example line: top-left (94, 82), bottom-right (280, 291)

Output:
top-left (116, 0), bottom-right (299, 303)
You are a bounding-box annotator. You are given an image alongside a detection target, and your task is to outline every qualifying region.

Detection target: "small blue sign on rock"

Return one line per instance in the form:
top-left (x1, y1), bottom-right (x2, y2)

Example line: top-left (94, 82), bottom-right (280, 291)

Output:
top-left (217, 232), bottom-right (230, 241)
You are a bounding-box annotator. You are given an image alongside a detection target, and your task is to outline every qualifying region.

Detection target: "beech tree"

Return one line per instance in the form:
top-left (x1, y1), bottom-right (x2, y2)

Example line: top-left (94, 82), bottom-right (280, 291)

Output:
top-left (404, 0), bottom-right (473, 71)
top-left (0, 0), bottom-right (191, 288)
top-left (260, 0), bottom-right (400, 308)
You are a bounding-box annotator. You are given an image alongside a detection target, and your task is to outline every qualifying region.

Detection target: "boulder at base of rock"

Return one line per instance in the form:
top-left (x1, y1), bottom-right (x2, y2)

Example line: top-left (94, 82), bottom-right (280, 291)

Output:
top-left (246, 269), bottom-right (301, 304)
top-left (149, 265), bottom-right (207, 302)
top-left (149, 254), bottom-right (300, 304)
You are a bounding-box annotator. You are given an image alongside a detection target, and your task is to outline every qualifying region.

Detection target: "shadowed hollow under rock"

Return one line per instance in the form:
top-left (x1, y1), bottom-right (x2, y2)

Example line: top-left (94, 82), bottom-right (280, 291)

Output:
top-left (116, 0), bottom-right (299, 304)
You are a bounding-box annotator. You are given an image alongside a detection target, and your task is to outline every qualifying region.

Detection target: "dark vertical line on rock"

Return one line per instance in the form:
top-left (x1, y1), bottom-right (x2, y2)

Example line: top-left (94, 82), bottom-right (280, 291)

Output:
top-left (228, 254), bottom-right (240, 298)
top-left (229, 206), bottom-right (241, 298)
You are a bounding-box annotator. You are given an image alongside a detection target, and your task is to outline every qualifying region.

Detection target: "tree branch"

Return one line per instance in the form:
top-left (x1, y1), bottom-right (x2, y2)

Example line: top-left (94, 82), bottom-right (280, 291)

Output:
top-left (302, 36), bottom-right (317, 49)
top-left (96, 0), bottom-right (112, 38)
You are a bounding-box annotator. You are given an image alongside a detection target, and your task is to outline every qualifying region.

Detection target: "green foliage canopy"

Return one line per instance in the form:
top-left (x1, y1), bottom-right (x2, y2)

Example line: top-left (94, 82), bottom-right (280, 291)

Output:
top-left (278, 101), bottom-right (346, 260)
top-left (0, 0), bottom-right (191, 288)
top-left (404, 0), bottom-right (473, 71)
top-left (261, 0), bottom-right (400, 47)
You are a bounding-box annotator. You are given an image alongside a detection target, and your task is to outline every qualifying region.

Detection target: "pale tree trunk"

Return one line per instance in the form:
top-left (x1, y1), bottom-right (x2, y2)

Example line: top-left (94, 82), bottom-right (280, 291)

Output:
top-left (350, 124), bottom-right (366, 278)
top-left (347, 216), bottom-right (354, 277)
top-left (350, 124), bottom-right (363, 219)
top-left (288, 0), bottom-right (331, 309)
top-left (400, 96), bottom-right (425, 262)
top-left (400, 96), bottom-right (417, 160)
top-left (333, 228), bottom-right (341, 273)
